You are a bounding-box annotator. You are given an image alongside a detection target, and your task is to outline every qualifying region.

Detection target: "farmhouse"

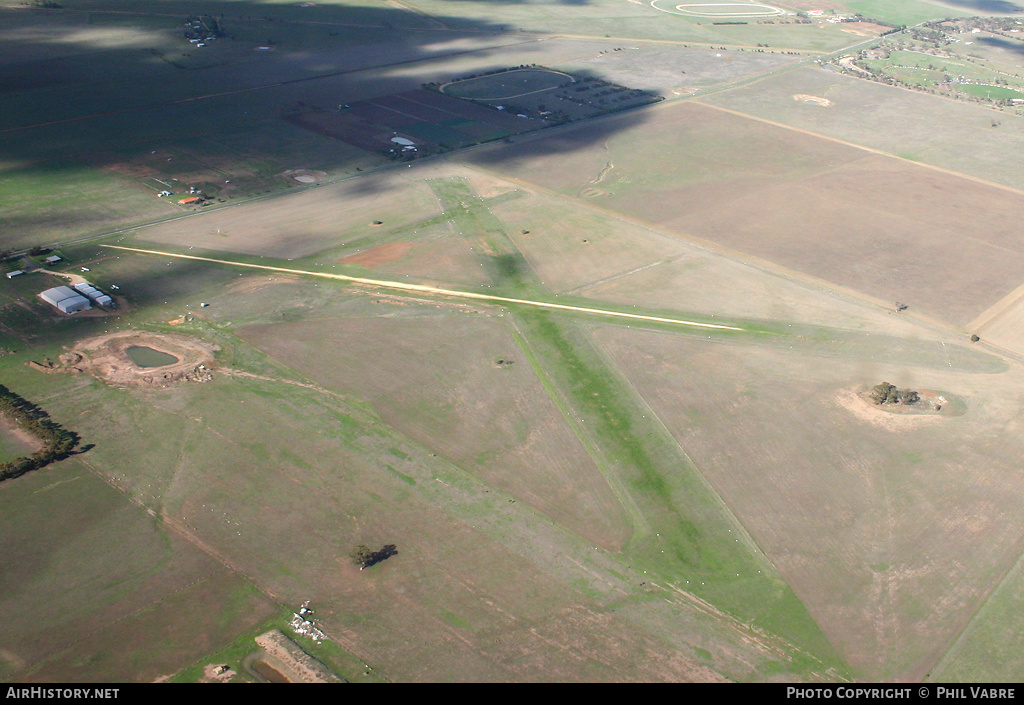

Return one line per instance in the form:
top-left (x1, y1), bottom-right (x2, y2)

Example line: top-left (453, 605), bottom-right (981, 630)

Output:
top-left (39, 285), bottom-right (91, 314)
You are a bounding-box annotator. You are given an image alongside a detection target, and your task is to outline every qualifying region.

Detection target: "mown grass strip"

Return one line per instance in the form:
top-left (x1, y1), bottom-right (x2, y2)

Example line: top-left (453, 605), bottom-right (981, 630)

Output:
top-left (101, 244), bottom-right (745, 332)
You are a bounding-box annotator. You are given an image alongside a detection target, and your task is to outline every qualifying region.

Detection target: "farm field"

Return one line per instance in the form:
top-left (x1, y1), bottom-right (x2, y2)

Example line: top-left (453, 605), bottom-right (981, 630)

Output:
top-left (401, 0), bottom-right (888, 50)
top-left (701, 65), bottom-right (1024, 191)
top-left (458, 99), bottom-right (1024, 328)
top-left (929, 549), bottom-right (1024, 683)
top-left (968, 283), bottom-right (1024, 358)
top-left (0, 458), bottom-right (280, 682)
top-left (593, 324), bottom-right (1024, 679)
top-left (560, 44), bottom-right (799, 96)
top-left (235, 313), bottom-right (633, 552)
top-left (126, 167), bottom-right (443, 259)
top-left (0, 419), bottom-right (39, 465)
top-left (7, 0), bottom-right (1024, 687)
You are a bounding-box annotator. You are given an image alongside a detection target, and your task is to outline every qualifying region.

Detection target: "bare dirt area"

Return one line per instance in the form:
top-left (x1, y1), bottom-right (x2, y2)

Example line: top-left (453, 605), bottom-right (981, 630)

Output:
top-left (339, 241), bottom-right (415, 269)
top-left (833, 388), bottom-right (950, 432)
top-left (282, 168), bottom-right (327, 184)
top-left (0, 416), bottom-right (43, 458)
top-left (199, 663), bottom-right (237, 682)
top-left (251, 630), bottom-right (343, 683)
top-left (64, 331), bottom-right (217, 388)
top-left (840, 22), bottom-right (891, 38)
top-left (793, 93), bottom-right (832, 106)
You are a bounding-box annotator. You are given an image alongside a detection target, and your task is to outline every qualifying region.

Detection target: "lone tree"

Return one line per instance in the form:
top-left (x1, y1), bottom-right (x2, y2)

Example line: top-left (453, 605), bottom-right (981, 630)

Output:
top-left (869, 382), bottom-right (919, 405)
top-left (349, 544), bottom-right (398, 570)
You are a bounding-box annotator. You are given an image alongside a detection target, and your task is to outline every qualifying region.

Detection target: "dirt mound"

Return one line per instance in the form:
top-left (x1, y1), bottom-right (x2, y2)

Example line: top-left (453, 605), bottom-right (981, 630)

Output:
top-left (65, 331), bottom-right (218, 388)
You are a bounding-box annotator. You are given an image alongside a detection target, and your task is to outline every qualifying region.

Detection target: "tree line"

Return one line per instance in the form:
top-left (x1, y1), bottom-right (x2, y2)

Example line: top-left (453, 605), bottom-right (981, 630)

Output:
top-left (0, 384), bottom-right (82, 482)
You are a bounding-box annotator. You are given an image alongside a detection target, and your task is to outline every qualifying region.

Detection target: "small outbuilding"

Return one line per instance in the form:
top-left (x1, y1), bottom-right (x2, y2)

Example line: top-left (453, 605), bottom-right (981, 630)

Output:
top-left (74, 282), bottom-right (115, 307)
top-left (45, 255), bottom-right (62, 264)
top-left (6, 270), bottom-right (24, 278)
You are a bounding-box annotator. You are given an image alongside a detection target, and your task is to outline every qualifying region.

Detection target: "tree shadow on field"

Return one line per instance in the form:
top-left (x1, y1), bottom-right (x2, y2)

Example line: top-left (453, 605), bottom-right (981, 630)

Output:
top-left (977, 34), bottom-right (1024, 56)
top-left (0, 0), bottom-right (653, 252)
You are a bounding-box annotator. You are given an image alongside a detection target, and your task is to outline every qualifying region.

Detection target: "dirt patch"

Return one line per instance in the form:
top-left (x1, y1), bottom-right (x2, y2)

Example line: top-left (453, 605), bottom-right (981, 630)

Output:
top-left (0, 416), bottom-right (44, 456)
top-left (200, 663), bottom-right (237, 682)
top-left (61, 331), bottom-right (218, 388)
top-left (339, 241), bottom-right (415, 269)
top-left (833, 387), bottom-right (951, 431)
top-left (252, 629), bottom-right (343, 683)
top-left (793, 94), bottom-right (833, 107)
top-left (841, 22), bottom-right (890, 38)
top-left (282, 168), bottom-right (327, 184)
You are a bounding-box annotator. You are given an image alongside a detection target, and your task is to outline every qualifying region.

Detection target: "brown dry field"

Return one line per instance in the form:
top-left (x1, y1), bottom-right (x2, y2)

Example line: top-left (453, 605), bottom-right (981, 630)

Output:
top-left (592, 324), bottom-right (1024, 679)
top-left (368, 230), bottom-right (495, 288)
top-left (338, 241), bottom-right (415, 269)
top-left (576, 245), bottom-right (941, 336)
top-left (235, 311), bottom-right (632, 552)
top-left (458, 101), bottom-right (1024, 328)
top-left (970, 283), bottom-right (1024, 358)
top-left (338, 217), bottom-right (506, 289)
top-left (490, 188), bottom-right (694, 293)
top-left (130, 168), bottom-right (442, 259)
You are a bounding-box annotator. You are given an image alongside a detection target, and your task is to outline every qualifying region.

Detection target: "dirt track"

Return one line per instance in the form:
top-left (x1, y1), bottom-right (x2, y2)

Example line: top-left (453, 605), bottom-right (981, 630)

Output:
top-left (101, 244), bottom-right (743, 332)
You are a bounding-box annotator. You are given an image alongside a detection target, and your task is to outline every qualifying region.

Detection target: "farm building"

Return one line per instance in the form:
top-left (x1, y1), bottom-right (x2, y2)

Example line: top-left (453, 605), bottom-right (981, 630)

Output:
top-left (44, 255), bottom-right (61, 264)
top-left (6, 270), bottom-right (24, 278)
top-left (74, 282), bottom-right (115, 307)
top-left (178, 196), bottom-right (200, 205)
top-left (40, 285), bottom-right (91, 314)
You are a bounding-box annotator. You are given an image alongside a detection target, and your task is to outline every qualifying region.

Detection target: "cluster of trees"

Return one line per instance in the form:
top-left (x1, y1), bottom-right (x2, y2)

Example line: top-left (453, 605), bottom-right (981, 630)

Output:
top-left (349, 544), bottom-right (398, 570)
top-left (0, 384), bottom-right (81, 482)
top-left (869, 382), bottom-right (920, 406)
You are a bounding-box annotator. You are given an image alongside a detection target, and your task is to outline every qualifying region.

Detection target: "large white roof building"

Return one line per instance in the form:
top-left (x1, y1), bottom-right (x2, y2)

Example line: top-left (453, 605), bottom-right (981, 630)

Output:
top-left (40, 285), bottom-right (91, 314)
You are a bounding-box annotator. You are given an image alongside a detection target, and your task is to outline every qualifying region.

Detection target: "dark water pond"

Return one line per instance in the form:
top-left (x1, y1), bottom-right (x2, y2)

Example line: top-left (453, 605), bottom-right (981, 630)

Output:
top-left (126, 346), bottom-right (179, 368)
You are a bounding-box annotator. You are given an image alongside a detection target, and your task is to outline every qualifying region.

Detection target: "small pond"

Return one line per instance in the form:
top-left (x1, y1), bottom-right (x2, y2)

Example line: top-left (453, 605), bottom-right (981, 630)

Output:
top-left (126, 345), bottom-right (179, 368)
